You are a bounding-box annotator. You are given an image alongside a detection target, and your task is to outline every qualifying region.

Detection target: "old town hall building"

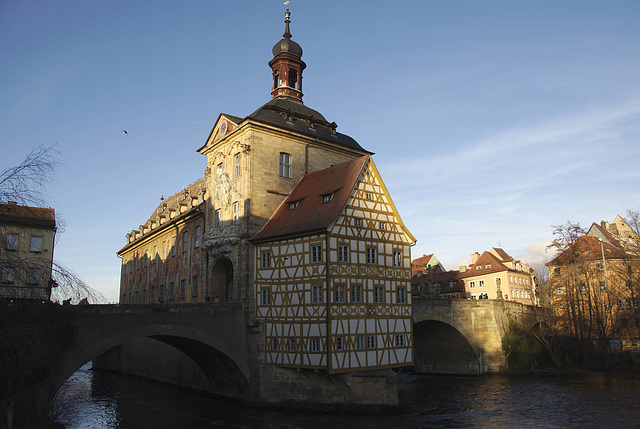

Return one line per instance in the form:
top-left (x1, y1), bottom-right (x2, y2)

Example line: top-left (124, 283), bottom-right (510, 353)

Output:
top-left (117, 9), bottom-right (415, 375)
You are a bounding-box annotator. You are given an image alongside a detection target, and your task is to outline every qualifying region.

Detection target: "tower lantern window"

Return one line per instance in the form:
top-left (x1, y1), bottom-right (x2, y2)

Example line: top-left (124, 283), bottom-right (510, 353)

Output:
top-left (288, 69), bottom-right (298, 89)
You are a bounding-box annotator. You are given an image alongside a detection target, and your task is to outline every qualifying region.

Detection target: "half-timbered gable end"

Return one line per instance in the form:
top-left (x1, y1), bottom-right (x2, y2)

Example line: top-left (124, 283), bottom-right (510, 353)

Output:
top-left (252, 155), bottom-right (415, 374)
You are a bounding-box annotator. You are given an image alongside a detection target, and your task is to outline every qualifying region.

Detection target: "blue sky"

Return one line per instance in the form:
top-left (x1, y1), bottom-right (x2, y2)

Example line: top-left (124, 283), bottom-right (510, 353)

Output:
top-left (2, 1), bottom-right (639, 302)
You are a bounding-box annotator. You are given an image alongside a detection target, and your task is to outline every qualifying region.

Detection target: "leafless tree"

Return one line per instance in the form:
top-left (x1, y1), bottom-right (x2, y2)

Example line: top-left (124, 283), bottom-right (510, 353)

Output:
top-left (0, 143), bottom-right (63, 207)
top-left (1, 143), bottom-right (105, 303)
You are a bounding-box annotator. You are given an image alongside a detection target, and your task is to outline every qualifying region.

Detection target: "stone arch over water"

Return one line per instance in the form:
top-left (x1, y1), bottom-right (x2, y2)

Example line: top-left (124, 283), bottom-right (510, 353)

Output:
top-left (52, 320), bottom-right (250, 400)
top-left (413, 320), bottom-right (483, 374)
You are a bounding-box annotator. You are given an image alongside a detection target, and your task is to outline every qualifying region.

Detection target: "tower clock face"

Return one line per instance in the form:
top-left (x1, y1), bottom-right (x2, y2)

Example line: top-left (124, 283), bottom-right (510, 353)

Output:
top-left (219, 119), bottom-right (228, 138)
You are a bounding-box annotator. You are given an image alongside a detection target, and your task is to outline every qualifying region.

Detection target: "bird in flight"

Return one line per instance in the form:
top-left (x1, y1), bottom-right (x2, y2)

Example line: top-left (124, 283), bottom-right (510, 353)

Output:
top-left (122, 130), bottom-right (128, 135)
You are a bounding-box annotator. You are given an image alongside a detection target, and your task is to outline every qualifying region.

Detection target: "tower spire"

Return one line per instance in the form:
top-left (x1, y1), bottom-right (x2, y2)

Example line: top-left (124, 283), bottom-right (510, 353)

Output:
top-left (284, 7), bottom-right (292, 39)
top-left (269, 7), bottom-right (306, 101)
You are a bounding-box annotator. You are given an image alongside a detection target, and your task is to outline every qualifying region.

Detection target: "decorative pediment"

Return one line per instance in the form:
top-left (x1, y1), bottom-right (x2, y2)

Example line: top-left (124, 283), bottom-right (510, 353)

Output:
top-left (204, 115), bottom-right (241, 149)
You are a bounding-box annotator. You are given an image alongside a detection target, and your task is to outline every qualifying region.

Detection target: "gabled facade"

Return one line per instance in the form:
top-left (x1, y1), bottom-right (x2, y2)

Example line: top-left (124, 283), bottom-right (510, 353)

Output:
top-left (252, 155), bottom-right (415, 373)
top-left (459, 248), bottom-right (536, 304)
top-left (0, 202), bottom-right (56, 301)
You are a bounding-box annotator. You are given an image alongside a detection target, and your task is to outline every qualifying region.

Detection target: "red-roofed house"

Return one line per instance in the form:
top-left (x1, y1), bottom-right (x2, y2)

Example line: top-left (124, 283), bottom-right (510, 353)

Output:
top-left (458, 248), bottom-right (536, 304)
top-left (251, 155), bottom-right (415, 373)
top-left (0, 202), bottom-right (56, 300)
top-left (411, 253), bottom-right (445, 276)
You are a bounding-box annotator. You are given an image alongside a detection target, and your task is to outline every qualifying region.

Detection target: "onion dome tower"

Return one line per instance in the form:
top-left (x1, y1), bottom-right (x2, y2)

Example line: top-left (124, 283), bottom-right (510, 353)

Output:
top-left (269, 8), bottom-right (306, 101)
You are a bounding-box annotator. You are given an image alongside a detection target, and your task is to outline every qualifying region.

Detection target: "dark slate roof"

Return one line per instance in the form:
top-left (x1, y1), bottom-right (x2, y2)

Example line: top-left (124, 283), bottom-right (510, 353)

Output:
top-left (0, 203), bottom-right (55, 228)
top-left (251, 155), bottom-right (370, 242)
top-left (247, 97), bottom-right (370, 153)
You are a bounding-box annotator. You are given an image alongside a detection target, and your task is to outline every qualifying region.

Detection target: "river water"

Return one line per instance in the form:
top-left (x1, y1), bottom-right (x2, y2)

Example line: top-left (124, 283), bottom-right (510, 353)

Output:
top-left (56, 363), bottom-right (640, 428)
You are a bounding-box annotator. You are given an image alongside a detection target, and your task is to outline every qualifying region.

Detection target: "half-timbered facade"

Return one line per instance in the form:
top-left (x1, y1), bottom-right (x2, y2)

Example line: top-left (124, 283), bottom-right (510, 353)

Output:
top-left (252, 155), bottom-right (415, 373)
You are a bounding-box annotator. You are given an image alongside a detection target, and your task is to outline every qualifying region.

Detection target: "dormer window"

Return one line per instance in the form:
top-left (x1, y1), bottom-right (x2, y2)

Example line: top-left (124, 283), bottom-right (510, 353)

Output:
top-left (288, 201), bottom-right (299, 211)
top-left (322, 193), bottom-right (333, 204)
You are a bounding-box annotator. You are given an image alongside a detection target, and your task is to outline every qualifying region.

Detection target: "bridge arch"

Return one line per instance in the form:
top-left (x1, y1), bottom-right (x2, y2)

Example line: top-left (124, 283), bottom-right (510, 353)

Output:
top-left (53, 320), bottom-right (250, 400)
top-left (413, 318), bottom-right (483, 374)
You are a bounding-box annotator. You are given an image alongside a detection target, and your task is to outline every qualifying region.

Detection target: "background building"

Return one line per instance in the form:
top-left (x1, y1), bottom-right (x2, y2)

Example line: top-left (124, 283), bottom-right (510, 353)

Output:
top-left (0, 202), bottom-right (56, 301)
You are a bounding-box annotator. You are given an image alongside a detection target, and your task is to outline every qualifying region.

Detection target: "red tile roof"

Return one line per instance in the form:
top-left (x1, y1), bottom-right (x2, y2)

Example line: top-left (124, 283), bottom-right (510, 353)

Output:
top-left (0, 203), bottom-right (55, 228)
top-left (459, 251), bottom-right (511, 278)
top-left (251, 156), bottom-right (370, 242)
top-left (547, 235), bottom-right (627, 266)
top-left (412, 254), bottom-right (434, 267)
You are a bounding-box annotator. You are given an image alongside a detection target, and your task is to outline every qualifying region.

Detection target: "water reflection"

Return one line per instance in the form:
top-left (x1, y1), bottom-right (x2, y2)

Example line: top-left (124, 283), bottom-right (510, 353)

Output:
top-left (57, 364), bottom-right (640, 428)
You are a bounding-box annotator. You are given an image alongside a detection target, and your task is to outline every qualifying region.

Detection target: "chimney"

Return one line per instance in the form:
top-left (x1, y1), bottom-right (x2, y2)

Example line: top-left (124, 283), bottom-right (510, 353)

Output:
top-left (471, 252), bottom-right (480, 264)
top-left (459, 266), bottom-right (467, 273)
top-left (601, 220), bottom-right (609, 231)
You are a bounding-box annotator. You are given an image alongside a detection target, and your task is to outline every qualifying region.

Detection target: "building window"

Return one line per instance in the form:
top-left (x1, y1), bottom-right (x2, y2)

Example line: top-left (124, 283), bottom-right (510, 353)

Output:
top-left (261, 252), bottom-right (270, 268)
top-left (1, 267), bottom-right (15, 283)
top-left (476, 266), bottom-right (481, 271)
top-left (159, 284), bottom-right (165, 301)
top-left (336, 336), bottom-right (344, 351)
top-left (397, 287), bottom-right (407, 304)
top-left (288, 338), bottom-right (296, 353)
top-left (357, 336), bottom-right (366, 350)
top-left (479, 280), bottom-right (485, 288)
top-left (288, 68), bottom-right (298, 89)
top-left (379, 222), bottom-right (385, 230)
top-left (393, 251), bottom-right (402, 267)
top-left (261, 288), bottom-right (271, 305)
top-left (322, 193), bottom-right (333, 204)
top-left (26, 268), bottom-right (39, 285)
top-left (366, 193), bottom-right (372, 200)
top-left (311, 245), bottom-right (322, 263)
top-left (234, 153), bottom-right (241, 177)
top-left (311, 338), bottom-right (320, 352)
top-left (169, 282), bottom-right (175, 300)
top-left (395, 334), bottom-right (405, 347)
top-left (355, 219), bottom-right (362, 228)
top-left (170, 236), bottom-right (177, 257)
top-left (334, 284), bottom-right (346, 303)
top-left (152, 245), bottom-right (157, 262)
top-left (374, 286), bottom-right (385, 303)
top-left (194, 225), bottom-right (201, 248)
top-left (162, 241), bottom-right (166, 258)
top-left (5, 233), bottom-right (18, 250)
top-left (215, 209), bottom-right (222, 227)
top-left (144, 250), bottom-right (149, 267)
top-left (192, 276), bottom-right (199, 297)
top-left (271, 338), bottom-right (278, 351)
top-left (469, 281), bottom-right (476, 288)
top-left (312, 285), bottom-right (323, 303)
top-left (233, 202), bottom-right (239, 225)
top-left (367, 335), bottom-right (376, 349)
top-left (279, 152), bottom-right (292, 178)
top-left (366, 247), bottom-right (377, 264)
top-left (182, 231), bottom-right (188, 253)
top-left (338, 244), bottom-right (349, 263)
top-left (30, 236), bottom-right (43, 253)
top-left (351, 285), bottom-right (362, 303)
top-left (288, 201), bottom-right (298, 211)
top-left (180, 279), bottom-right (186, 299)
top-left (485, 264), bottom-right (491, 269)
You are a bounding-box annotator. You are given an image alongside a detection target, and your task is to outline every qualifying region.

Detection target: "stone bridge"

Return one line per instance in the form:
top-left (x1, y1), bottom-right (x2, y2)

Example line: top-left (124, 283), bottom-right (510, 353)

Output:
top-left (41, 299), bottom-right (540, 410)
top-left (52, 302), bottom-right (254, 400)
top-left (412, 297), bottom-right (540, 374)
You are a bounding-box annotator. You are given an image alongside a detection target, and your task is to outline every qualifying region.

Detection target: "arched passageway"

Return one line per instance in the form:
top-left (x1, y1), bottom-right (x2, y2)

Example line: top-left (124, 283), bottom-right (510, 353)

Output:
top-left (208, 258), bottom-right (234, 301)
top-left (413, 320), bottom-right (483, 374)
